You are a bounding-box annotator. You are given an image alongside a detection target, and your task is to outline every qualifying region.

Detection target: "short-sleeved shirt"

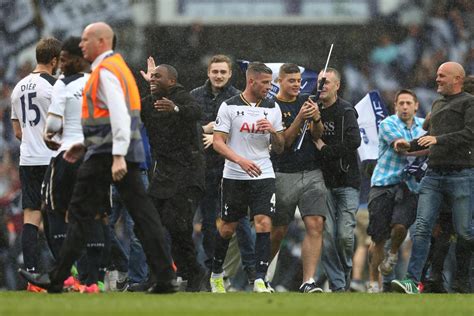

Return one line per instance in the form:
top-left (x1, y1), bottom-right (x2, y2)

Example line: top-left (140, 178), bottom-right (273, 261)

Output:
top-left (214, 94), bottom-right (284, 180)
top-left (11, 72), bottom-right (57, 166)
top-left (271, 94), bottom-right (321, 173)
top-left (48, 73), bottom-right (89, 152)
top-left (371, 115), bottom-right (425, 192)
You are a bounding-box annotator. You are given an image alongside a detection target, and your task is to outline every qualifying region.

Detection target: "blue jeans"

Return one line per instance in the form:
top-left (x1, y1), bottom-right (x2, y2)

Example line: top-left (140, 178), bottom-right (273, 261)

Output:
top-left (407, 168), bottom-right (474, 282)
top-left (109, 171), bottom-right (149, 283)
top-left (321, 187), bottom-right (359, 290)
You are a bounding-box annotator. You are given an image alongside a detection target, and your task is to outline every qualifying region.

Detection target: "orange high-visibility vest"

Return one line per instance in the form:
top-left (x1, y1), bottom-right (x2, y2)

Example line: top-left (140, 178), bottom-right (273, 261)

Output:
top-left (82, 53), bottom-right (144, 162)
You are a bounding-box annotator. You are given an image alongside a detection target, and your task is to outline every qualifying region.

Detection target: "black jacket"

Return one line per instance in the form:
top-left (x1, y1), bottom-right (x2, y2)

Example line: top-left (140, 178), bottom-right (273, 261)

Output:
top-left (319, 97), bottom-right (361, 189)
top-left (141, 84), bottom-right (205, 198)
top-left (190, 80), bottom-right (240, 171)
top-left (410, 92), bottom-right (474, 169)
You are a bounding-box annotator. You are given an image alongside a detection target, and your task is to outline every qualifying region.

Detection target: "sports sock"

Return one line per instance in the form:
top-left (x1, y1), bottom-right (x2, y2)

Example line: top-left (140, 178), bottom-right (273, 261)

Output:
top-left (22, 223), bottom-right (39, 272)
top-left (211, 233), bottom-right (231, 274)
top-left (255, 232), bottom-right (270, 280)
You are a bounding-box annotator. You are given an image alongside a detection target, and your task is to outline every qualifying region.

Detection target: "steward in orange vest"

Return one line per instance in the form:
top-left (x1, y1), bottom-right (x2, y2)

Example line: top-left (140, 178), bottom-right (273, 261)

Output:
top-left (82, 53), bottom-right (145, 162)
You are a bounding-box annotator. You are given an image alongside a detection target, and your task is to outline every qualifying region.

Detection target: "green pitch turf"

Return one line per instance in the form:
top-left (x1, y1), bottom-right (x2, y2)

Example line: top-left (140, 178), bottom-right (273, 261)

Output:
top-left (1, 292), bottom-right (473, 316)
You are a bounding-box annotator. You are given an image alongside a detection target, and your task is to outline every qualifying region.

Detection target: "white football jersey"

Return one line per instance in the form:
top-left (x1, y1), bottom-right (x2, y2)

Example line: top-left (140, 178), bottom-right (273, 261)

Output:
top-left (214, 94), bottom-right (284, 180)
top-left (48, 73), bottom-right (89, 152)
top-left (11, 72), bottom-right (57, 165)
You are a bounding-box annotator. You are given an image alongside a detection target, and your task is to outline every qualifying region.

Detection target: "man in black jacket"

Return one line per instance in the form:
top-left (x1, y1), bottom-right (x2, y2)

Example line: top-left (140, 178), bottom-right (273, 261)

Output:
top-left (314, 68), bottom-right (361, 291)
top-left (141, 64), bottom-right (206, 292)
top-left (190, 55), bottom-right (256, 286)
top-left (392, 61), bottom-right (474, 294)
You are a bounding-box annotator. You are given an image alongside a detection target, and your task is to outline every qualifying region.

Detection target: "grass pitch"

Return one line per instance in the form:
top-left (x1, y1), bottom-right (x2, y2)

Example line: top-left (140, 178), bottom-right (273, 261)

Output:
top-left (1, 292), bottom-right (473, 316)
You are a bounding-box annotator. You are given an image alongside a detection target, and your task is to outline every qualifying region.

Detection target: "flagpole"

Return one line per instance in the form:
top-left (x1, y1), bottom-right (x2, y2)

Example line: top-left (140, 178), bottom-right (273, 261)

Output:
top-left (294, 44), bottom-right (334, 151)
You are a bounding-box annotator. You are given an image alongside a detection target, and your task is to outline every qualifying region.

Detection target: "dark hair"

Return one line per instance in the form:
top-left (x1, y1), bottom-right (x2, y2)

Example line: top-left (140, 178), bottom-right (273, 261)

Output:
top-left (247, 62), bottom-right (272, 77)
top-left (322, 67), bottom-right (341, 82)
top-left (395, 89), bottom-right (418, 103)
top-left (158, 64), bottom-right (178, 81)
top-left (464, 75), bottom-right (474, 94)
top-left (208, 54), bottom-right (232, 71)
top-left (61, 36), bottom-right (83, 58)
top-left (279, 63), bottom-right (300, 77)
top-left (36, 37), bottom-right (62, 64)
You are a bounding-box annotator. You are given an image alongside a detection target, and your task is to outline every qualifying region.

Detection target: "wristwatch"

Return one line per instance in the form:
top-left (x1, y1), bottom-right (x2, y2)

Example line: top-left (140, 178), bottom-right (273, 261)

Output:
top-left (173, 105), bottom-right (180, 113)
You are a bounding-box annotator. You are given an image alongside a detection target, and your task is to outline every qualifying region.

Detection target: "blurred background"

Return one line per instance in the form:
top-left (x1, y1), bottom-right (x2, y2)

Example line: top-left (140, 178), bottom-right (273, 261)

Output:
top-left (0, 0), bottom-right (473, 290)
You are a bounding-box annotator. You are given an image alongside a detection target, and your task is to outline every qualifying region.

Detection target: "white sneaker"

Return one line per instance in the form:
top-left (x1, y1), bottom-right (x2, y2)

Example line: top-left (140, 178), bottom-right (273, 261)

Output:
top-left (106, 270), bottom-right (118, 291)
top-left (253, 278), bottom-right (271, 293)
top-left (379, 252), bottom-right (398, 276)
top-left (367, 282), bottom-right (380, 293)
top-left (210, 273), bottom-right (226, 293)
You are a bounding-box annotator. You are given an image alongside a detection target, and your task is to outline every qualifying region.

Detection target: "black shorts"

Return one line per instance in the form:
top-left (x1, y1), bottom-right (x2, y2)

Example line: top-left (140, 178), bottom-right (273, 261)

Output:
top-left (19, 165), bottom-right (49, 210)
top-left (220, 178), bottom-right (275, 222)
top-left (367, 184), bottom-right (418, 243)
top-left (42, 151), bottom-right (82, 214)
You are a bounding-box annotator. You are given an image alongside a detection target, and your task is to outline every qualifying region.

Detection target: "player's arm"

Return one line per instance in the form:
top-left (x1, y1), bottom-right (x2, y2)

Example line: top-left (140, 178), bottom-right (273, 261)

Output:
top-left (270, 131), bottom-right (285, 154)
top-left (12, 119), bottom-right (21, 140)
top-left (44, 113), bottom-right (63, 150)
top-left (102, 69), bottom-right (130, 182)
top-left (213, 131), bottom-right (262, 178)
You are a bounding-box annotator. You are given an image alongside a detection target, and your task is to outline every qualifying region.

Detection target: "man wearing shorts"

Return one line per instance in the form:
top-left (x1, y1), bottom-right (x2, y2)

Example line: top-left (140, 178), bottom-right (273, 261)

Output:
top-left (209, 62), bottom-right (285, 293)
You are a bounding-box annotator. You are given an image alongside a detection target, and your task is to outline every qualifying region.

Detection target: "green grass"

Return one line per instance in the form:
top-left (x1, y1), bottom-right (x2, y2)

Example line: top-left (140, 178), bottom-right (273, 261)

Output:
top-left (1, 292), bottom-right (474, 316)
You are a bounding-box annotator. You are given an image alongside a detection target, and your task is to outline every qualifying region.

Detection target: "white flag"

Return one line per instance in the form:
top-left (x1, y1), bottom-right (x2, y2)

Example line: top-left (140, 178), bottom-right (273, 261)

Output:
top-left (355, 91), bottom-right (389, 161)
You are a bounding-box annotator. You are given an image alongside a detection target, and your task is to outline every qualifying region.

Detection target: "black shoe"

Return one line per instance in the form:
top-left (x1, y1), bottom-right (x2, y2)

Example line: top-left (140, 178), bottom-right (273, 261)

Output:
top-left (452, 280), bottom-right (471, 294)
top-left (116, 278), bottom-right (130, 292)
top-left (423, 280), bottom-right (447, 293)
top-left (19, 269), bottom-right (50, 287)
top-left (299, 282), bottom-right (323, 293)
top-left (18, 269), bottom-right (62, 293)
top-left (127, 280), bottom-right (153, 292)
top-left (186, 267), bottom-right (207, 292)
top-left (382, 283), bottom-right (392, 293)
top-left (148, 279), bottom-right (178, 294)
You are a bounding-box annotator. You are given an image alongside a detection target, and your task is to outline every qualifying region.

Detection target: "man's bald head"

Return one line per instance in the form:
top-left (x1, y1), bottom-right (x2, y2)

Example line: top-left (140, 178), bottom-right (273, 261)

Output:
top-left (439, 62), bottom-right (465, 78)
top-left (436, 61), bottom-right (465, 96)
top-left (79, 22), bottom-right (115, 62)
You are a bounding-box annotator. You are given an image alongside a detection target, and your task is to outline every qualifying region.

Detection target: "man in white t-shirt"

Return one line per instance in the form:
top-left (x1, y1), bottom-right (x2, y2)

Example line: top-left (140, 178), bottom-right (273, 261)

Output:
top-left (209, 62), bottom-right (285, 293)
top-left (10, 37), bottom-right (61, 292)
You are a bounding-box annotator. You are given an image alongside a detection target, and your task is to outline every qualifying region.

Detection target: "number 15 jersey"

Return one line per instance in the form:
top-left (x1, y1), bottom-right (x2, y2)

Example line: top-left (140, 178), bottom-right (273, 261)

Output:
top-left (11, 72), bottom-right (57, 166)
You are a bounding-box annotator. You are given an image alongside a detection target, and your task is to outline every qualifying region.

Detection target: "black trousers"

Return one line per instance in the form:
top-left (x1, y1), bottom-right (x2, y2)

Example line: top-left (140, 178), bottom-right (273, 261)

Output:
top-left (151, 187), bottom-right (203, 279)
top-left (50, 154), bottom-right (175, 286)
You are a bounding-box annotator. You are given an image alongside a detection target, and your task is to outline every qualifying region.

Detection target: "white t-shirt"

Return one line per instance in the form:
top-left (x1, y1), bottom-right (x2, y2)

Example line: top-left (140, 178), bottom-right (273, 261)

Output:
top-left (48, 73), bottom-right (89, 152)
top-left (11, 72), bottom-right (57, 165)
top-left (214, 94), bottom-right (284, 180)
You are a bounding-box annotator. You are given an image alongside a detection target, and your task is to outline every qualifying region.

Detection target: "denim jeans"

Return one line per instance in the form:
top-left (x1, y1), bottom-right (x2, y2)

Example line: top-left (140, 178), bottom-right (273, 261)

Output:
top-left (320, 187), bottom-right (359, 290)
top-left (407, 168), bottom-right (474, 282)
top-left (109, 171), bottom-right (149, 283)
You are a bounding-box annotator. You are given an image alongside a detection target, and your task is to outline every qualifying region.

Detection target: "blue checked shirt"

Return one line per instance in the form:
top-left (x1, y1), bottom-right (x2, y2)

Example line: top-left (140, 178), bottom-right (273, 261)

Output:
top-left (371, 114), bottom-right (425, 192)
